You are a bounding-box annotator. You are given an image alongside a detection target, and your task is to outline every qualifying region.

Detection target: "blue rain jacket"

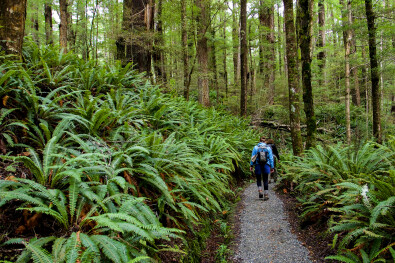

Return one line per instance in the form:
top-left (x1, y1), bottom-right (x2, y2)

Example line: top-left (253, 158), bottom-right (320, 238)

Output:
top-left (250, 142), bottom-right (274, 169)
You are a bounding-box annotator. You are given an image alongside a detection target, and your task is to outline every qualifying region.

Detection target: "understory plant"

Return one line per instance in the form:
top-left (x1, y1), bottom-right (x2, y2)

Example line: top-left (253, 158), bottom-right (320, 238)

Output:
top-left (280, 140), bottom-right (395, 262)
top-left (0, 41), bottom-right (257, 262)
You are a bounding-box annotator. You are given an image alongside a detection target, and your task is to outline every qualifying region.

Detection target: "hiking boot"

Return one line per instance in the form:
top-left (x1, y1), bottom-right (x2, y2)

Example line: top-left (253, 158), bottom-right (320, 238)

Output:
top-left (263, 194), bottom-right (269, 201)
top-left (259, 191), bottom-right (263, 198)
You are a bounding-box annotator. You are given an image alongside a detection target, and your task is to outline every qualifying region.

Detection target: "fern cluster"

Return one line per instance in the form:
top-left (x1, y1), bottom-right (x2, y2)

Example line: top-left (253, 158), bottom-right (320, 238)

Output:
top-left (280, 140), bottom-right (395, 262)
top-left (0, 42), bottom-right (257, 262)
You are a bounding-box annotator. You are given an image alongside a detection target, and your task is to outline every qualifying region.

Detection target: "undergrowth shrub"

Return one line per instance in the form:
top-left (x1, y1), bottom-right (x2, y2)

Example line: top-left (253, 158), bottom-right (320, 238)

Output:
top-left (280, 139), bottom-right (395, 262)
top-left (0, 41), bottom-right (257, 262)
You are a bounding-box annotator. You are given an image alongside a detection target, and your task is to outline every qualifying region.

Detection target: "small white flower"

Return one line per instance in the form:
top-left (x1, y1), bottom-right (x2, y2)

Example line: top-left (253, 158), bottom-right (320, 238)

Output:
top-left (361, 184), bottom-right (370, 207)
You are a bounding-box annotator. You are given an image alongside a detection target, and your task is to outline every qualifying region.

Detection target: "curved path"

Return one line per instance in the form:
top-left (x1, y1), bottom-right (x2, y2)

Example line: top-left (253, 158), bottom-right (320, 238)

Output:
top-left (232, 183), bottom-right (313, 263)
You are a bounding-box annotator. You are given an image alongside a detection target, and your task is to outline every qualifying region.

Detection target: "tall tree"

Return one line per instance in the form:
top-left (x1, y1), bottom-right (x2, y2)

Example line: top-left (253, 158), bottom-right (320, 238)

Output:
top-left (31, 1), bottom-right (40, 44)
top-left (258, 0), bottom-right (265, 74)
top-left (59, 0), bottom-right (69, 52)
top-left (44, 1), bottom-right (53, 45)
top-left (76, 0), bottom-right (88, 59)
top-left (196, 0), bottom-right (210, 107)
top-left (240, 0), bottom-right (247, 116)
top-left (364, 0), bottom-right (381, 143)
top-left (317, 0), bottom-right (326, 85)
top-left (209, 27), bottom-right (219, 103)
top-left (222, 16), bottom-right (229, 98)
top-left (283, 0), bottom-right (303, 156)
top-left (259, 1), bottom-right (276, 104)
top-left (117, 0), bottom-right (154, 73)
top-left (340, 0), bottom-right (352, 144)
top-left (181, 0), bottom-right (190, 100)
top-left (277, 4), bottom-right (283, 76)
top-left (298, 0), bottom-right (316, 149)
top-left (154, 0), bottom-right (166, 82)
top-left (0, 0), bottom-right (27, 59)
top-left (232, 0), bottom-right (240, 87)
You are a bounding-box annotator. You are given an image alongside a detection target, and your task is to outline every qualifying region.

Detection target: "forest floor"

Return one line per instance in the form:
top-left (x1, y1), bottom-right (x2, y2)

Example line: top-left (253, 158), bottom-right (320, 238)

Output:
top-left (228, 182), bottom-right (335, 263)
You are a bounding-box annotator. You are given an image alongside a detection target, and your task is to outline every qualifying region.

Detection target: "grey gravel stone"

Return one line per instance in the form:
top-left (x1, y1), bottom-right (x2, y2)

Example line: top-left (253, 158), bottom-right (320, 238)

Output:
top-left (233, 183), bottom-right (313, 263)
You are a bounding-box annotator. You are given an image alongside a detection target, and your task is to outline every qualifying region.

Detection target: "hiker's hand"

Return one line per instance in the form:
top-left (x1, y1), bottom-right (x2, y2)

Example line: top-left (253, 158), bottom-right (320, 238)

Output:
top-left (270, 168), bottom-right (274, 173)
top-left (250, 166), bottom-right (253, 172)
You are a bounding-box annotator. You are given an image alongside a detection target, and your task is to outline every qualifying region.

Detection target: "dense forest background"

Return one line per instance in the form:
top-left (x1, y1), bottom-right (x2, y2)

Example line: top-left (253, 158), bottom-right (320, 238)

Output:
top-left (1, 0), bottom-right (394, 147)
top-left (0, 0), bottom-right (394, 262)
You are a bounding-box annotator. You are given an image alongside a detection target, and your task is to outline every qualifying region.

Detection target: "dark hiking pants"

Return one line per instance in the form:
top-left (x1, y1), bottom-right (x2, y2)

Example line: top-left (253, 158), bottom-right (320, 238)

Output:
top-left (255, 164), bottom-right (270, 190)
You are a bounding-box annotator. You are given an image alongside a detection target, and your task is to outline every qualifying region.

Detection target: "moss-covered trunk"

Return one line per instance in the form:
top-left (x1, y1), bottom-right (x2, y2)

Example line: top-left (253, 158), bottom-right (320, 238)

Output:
top-left (240, 0), bottom-right (247, 116)
top-left (298, 0), bottom-right (316, 149)
top-left (0, 0), bottom-right (27, 59)
top-left (44, 2), bottom-right (53, 45)
top-left (283, 0), bottom-right (303, 156)
top-left (196, 0), bottom-right (210, 107)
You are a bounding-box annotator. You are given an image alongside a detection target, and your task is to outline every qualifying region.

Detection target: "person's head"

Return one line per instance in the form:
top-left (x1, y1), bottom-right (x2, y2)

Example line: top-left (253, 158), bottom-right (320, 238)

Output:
top-left (266, 138), bottom-right (274, 144)
top-left (259, 136), bottom-right (266, 142)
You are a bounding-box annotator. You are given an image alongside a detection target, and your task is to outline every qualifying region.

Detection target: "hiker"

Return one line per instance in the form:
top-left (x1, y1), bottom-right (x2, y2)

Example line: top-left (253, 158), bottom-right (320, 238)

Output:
top-left (250, 136), bottom-right (274, 200)
top-left (265, 138), bottom-right (280, 183)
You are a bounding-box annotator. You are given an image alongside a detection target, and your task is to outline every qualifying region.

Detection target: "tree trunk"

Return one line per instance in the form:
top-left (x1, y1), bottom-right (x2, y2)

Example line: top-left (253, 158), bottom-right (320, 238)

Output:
top-left (210, 27), bottom-right (219, 103)
top-left (196, 0), bottom-right (210, 107)
top-left (181, 0), bottom-right (189, 100)
top-left (340, 0), bottom-right (352, 144)
top-left (364, 0), bottom-right (381, 143)
top-left (117, 0), bottom-right (153, 74)
top-left (240, 0), bottom-right (247, 116)
top-left (154, 0), bottom-right (166, 82)
top-left (298, 0), bottom-right (316, 149)
top-left (222, 16), bottom-right (228, 98)
top-left (258, 0), bottom-right (264, 75)
top-left (68, 0), bottom-right (76, 50)
top-left (76, 0), bottom-right (88, 59)
top-left (31, 1), bottom-right (40, 45)
top-left (44, 2), bottom-right (53, 45)
top-left (0, 0), bottom-right (27, 59)
top-left (232, 0), bottom-right (239, 88)
top-left (283, 0), bottom-right (303, 156)
top-left (352, 66), bottom-right (361, 106)
top-left (317, 0), bottom-right (326, 85)
top-left (259, 2), bottom-right (275, 104)
top-left (277, 4), bottom-right (282, 76)
top-left (59, 0), bottom-right (68, 52)
top-left (268, 6), bottom-right (275, 105)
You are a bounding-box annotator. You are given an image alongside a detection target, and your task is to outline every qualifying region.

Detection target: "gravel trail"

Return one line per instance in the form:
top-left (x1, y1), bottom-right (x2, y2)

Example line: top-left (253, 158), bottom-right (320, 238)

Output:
top-left (232, 183), bottom-right (313, 263)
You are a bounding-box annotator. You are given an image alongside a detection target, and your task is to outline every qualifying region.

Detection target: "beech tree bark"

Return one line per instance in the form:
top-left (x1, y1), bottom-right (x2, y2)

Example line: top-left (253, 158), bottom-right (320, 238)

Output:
top-left (283, 0), bottom-right (303, 156)
top-left (0, 0), bottom-right (27, 59)
top-left (59, 0), bottom-right (69, 52)
top-left (298, 0), bottom-right (316, 149)
top-left (196, 0), bottom-right (210, 107)
top-left (240, 0), bottom-right (247, 116)
top-left (44, 1), bottom-right (53, 45)
top-left (364, 0), bottom-right (381, 143)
